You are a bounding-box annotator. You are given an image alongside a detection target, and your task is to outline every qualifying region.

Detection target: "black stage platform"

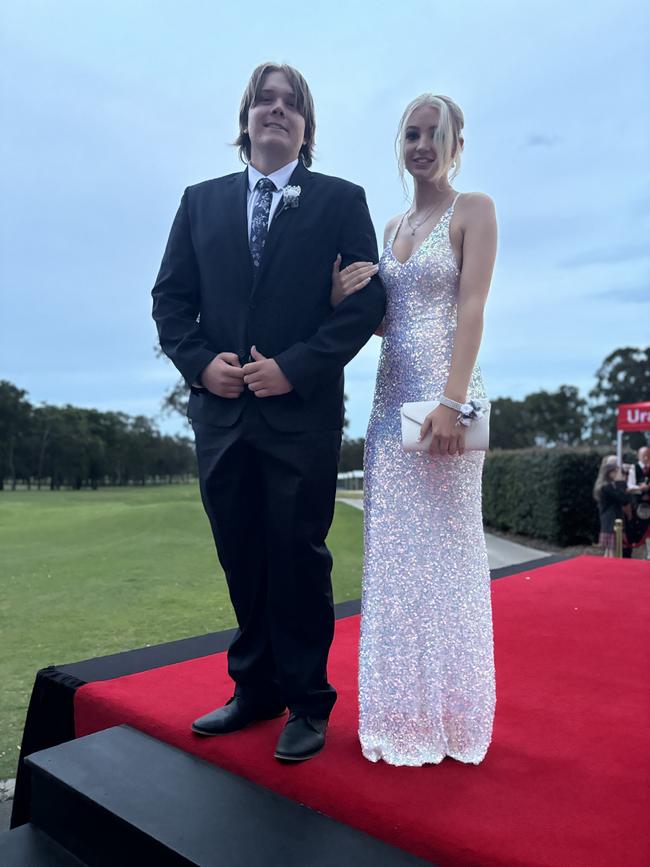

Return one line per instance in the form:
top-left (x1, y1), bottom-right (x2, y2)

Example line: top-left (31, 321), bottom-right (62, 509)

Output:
top-left (7, 725), bottom-right (431, 866)
top-left (11, 554), bottom-right (564, 833)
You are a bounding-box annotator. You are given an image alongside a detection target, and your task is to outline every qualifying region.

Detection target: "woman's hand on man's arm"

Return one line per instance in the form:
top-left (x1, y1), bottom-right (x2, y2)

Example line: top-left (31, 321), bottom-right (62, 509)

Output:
top-left (330, 254), bottom-right (378, 307)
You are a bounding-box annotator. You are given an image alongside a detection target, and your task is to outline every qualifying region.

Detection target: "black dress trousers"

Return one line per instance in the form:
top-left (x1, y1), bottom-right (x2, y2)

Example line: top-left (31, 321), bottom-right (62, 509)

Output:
top-left (193, 397), bottom-right (342, 719)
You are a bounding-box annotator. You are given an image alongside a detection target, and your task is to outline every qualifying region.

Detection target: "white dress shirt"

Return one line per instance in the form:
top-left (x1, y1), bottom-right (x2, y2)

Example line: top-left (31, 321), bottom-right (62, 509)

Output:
top-left (628, 464), bottom-right (639, 489)
top-left (247, 159), bottom-right (299, 237)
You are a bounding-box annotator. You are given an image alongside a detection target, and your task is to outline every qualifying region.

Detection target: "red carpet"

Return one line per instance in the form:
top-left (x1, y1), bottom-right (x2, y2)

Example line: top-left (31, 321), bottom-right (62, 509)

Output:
top-left (75, 557), bottom-right (650, 866)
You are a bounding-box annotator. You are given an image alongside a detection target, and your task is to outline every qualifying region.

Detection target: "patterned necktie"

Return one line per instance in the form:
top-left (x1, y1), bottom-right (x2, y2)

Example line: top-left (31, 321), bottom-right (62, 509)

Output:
top-left (249, 177), bottom-right (277, 267)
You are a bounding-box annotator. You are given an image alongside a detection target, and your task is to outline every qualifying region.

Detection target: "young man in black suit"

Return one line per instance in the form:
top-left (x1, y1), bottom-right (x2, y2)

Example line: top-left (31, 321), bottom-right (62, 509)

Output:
top-left (152, 62), bottom-right (385, 761)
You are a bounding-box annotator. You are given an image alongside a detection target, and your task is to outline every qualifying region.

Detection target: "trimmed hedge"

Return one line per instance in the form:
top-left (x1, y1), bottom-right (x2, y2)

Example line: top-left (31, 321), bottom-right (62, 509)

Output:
top-left (482, 448), bottom-right (621, 546)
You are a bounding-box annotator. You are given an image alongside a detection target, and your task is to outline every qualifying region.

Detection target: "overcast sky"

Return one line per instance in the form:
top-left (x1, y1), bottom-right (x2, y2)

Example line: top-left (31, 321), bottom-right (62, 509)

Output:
top-left (1, 0), bottom-right (649, 438)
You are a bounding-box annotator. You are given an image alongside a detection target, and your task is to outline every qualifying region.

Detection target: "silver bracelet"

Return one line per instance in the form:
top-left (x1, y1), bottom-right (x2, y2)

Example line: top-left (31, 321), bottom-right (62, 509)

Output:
top-left (438, 395), bottom-right (465, 412)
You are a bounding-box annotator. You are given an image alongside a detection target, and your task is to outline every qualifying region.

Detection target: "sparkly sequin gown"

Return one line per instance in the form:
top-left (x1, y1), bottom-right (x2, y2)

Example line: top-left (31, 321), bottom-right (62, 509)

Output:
top-left (358, 196), bottom-right (495, 766)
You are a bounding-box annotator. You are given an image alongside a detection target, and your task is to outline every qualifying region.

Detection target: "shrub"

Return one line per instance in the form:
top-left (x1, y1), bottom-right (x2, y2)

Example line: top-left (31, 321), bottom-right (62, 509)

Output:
top-left (482, 448), bottom-right (624, 546)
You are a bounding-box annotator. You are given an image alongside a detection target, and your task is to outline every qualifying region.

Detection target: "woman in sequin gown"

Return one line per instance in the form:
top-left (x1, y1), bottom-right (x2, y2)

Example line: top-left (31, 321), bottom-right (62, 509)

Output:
top-left (332, 95), bottom-right (497, 766)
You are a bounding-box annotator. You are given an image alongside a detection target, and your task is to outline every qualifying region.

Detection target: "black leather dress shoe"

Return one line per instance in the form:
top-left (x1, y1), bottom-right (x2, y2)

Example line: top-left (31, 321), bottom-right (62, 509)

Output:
top-left (274, 713), bottom-right (328, 761)
top-left (191, 697), bottom-right (285, 736)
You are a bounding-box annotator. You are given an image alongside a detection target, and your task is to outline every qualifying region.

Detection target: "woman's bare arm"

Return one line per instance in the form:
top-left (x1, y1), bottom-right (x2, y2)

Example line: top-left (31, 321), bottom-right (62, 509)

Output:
top-left (419, 193), bottom-right (497, 456)
top-left (443, 193), bottom-right (497, 403)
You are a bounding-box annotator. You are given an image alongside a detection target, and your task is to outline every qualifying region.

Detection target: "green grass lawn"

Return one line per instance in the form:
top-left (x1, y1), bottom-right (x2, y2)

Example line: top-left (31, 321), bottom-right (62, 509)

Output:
top-left (0, 484), bottom-right (363, 780)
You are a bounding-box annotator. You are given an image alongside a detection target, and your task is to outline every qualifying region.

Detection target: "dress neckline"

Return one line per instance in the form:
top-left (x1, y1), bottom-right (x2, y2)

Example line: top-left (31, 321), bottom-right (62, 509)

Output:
top-left (388, 194), bottom-right (461, 267)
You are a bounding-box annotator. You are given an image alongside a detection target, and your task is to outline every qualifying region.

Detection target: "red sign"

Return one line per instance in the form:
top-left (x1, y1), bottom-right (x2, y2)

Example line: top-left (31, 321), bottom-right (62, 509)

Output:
top-left (617, 401), bottom-right (650, 431)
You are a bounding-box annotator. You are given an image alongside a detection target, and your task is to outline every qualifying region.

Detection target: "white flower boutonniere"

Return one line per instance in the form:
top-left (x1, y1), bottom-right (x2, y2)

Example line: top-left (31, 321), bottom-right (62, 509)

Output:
top-left (282, 185), bottom-right (301, 209)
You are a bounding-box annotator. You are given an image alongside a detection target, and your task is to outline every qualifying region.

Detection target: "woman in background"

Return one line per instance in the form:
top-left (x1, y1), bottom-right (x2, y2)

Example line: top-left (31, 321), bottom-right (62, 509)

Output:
top-left (594, 456), bottom-right (629, 557)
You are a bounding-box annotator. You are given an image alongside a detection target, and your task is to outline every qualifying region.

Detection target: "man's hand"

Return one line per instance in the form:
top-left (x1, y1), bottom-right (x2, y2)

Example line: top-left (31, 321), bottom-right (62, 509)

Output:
top-left (200, 353), bottom-right (246, 398)
top-left (242, 346), bottom-right (293, 397)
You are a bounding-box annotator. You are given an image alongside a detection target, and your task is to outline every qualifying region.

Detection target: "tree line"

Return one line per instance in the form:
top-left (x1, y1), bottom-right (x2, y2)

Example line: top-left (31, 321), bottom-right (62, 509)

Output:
top-left (0, 381), bottom-right (195, 490)
top-left (486, 346), bottom-right (648, 449)
top-left (2, 346), bottom-right (647, 486)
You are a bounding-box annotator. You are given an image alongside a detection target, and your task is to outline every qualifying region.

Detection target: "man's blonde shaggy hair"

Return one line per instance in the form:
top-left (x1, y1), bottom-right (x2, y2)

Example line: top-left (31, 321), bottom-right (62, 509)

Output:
top-left (235, 62), bottom-right (316, 167)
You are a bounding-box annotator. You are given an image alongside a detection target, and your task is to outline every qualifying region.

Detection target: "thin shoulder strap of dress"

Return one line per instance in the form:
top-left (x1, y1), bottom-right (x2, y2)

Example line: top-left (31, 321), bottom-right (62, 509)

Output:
top-left (388, 213), bottom-right (407, 245)
top-left (449, 192), bottom-right (462, 213)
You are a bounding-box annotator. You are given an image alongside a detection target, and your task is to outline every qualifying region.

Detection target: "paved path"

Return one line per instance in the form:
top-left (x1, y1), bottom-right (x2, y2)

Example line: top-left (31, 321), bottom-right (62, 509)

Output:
top-left (337, 497), bottom-right (549, 570)
top-left (0, 779), bottom-right (14, 832)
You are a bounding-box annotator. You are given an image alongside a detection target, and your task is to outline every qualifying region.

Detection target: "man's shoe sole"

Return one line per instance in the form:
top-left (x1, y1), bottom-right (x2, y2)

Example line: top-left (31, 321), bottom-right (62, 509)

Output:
top-left (273, 742), bottom-right (325, 762)
top-left (191, 709), bottom-right (286, 737)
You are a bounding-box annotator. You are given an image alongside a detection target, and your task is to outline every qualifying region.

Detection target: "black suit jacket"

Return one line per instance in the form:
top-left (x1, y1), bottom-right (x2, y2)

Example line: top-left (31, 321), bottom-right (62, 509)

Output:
top-left (633, 464), bottom-right (650, 488)
top-left (152, 161), bottom-right (386, 431)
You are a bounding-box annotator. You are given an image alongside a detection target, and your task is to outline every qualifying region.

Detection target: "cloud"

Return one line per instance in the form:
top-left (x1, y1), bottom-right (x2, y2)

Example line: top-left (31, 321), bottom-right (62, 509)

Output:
top-left (559, 243), bottom-right (650, 268)
top-left (2, 0), bottom-right (648, 442)
top-left (521, 133), bottom-right (562, 148)
top-left (591, 286), bottom-right (650, 304)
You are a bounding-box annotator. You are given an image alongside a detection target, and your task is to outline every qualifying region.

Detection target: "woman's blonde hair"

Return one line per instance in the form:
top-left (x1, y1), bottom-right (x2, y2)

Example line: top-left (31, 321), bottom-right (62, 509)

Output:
top-left (593, 456), bottom-right (617, 502)
top-left (234, 62), bottom-right (316, 167)
top-left (396, 94), bottom-right (464, 190)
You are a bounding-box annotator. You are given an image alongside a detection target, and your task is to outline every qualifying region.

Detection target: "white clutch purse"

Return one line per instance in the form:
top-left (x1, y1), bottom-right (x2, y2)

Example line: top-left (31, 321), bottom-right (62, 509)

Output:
top-left (400, 399), bottom-right (491, 452)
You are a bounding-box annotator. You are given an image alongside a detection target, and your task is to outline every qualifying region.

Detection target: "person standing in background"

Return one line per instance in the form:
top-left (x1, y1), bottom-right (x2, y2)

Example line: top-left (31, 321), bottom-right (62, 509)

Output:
top-left (626, 446), bottom-right (650, 558)
top-left (594, 457), bottom-right (630, 557)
